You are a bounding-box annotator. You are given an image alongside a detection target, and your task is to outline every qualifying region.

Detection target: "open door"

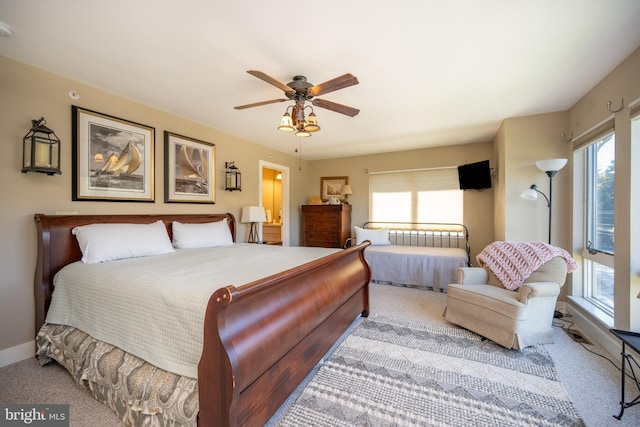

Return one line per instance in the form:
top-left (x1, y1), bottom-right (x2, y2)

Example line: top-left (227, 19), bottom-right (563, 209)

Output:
top-left (260, 161), bottom-right (289, 245)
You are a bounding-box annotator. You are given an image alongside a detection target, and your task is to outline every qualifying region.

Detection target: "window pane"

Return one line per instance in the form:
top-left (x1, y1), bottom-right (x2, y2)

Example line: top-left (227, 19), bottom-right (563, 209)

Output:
top-left (583, 133), bottom-right (615, 314)
top-left (587, 135), bottom-right (615, 254)
top-left (585, 259), bottom-right (614, 315)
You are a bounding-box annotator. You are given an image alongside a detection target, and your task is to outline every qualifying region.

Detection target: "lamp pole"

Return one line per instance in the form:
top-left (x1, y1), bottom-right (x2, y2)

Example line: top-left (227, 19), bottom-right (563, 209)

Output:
top-left (546, 171), bottom-right (555, 244)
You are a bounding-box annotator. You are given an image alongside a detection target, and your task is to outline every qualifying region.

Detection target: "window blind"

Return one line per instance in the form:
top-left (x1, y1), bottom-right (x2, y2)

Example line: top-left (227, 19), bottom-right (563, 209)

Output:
top-left (368, 167), bottom-right (459, 192)
top-left (630, 97), bottom-right (640, 121)
top-left (368, 167), bottom-right (462, 223)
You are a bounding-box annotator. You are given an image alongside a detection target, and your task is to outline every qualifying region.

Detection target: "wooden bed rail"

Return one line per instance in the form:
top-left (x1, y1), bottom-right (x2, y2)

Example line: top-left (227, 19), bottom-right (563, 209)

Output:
top-left (198, 242), bottom-right (371, 426)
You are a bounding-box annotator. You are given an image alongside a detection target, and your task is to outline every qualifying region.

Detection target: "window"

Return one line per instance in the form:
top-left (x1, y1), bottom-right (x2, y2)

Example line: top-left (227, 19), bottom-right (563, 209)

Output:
top-left (369, 168), bottom-right (463, 223)
top-left (583, 133), bottom-right (615, 314)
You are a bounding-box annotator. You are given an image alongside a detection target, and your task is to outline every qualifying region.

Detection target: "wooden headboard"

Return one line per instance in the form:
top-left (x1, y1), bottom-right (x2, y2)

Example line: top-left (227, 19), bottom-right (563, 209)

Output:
top-left (33, 213), bottom-right (236, 331)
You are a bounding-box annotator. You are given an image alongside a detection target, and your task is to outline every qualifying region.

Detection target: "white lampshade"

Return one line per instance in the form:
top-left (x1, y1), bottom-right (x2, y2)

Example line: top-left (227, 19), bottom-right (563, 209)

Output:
top-left (521, 188), bottom-right (538, 201)
top-left (241, 206), bottom-right (267, 223)
top-left (278, 113), bottom-right (295, 132)
top-left (535, 158), bottom-right (567, 173)
top-left (341, 184), bottom-right (353, 196)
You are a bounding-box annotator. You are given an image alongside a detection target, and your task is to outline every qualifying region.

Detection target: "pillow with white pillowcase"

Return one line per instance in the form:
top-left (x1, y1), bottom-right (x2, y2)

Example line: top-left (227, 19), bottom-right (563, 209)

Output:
top-left (172, 218), bottom-right (233, 249)
top-left (354, 226), bottom-right (391, 246)
top-left (72, 220), bottom-right (174, 264)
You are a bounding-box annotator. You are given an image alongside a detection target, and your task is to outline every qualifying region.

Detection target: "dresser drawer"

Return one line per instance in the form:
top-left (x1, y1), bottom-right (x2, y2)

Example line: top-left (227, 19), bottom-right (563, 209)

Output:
top-left (303, 212), bottom-right (341, 224)
top-left (304, 238), bottom-right (342, 248)
top-left (303, 218), bottom-right (340, 232)
top-left (304, 231), bottom-right (339, 242)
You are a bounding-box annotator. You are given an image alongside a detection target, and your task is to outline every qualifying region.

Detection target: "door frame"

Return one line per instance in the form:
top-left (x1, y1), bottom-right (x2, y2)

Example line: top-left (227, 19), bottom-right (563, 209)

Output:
top-left (259, 160), bottom-right (290, 246)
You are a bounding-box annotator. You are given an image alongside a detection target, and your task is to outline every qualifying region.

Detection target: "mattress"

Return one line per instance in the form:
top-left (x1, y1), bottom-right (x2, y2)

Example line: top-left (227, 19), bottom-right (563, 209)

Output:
top-left (364, 245), bottom-right (468, 291)
top-left (44, 243), bottom-right (339, 379)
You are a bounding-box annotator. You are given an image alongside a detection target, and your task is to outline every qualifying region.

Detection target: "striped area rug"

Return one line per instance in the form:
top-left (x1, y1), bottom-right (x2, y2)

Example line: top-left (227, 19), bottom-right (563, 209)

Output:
top-left (272, 314), bottom-right (585, 427)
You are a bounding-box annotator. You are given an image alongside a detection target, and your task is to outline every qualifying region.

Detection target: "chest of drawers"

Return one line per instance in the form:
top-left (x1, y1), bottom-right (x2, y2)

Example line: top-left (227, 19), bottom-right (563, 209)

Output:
top-left (301, 204), bottom-right (352, 248)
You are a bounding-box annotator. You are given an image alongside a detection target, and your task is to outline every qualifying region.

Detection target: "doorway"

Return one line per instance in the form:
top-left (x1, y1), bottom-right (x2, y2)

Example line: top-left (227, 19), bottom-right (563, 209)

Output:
top-left (259, 161), bottom-right (289, 245)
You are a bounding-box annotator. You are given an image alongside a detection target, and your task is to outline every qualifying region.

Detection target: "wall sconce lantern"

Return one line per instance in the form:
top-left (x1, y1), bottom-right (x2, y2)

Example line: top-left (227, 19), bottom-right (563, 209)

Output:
top-left (22, 117), bottom-right (62, 175)
top-left (225, 161), bottom-right (241, 191)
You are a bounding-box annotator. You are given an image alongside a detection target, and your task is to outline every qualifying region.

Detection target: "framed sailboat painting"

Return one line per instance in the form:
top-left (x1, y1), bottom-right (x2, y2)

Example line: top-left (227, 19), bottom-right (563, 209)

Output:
top-left (72, 106), bottom-right (155, 202)
top-left (164, 131), bottom-right (215, 203)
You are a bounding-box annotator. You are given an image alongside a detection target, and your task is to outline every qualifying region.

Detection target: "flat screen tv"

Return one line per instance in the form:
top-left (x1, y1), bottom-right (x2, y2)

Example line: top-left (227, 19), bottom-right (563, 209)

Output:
top-left (458, 160), bottom-right (492, 190)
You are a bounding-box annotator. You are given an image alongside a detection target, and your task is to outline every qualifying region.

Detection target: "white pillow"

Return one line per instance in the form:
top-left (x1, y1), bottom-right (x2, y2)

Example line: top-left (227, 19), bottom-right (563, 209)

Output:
top-left (354, 226), bottom-right (391, 246)
top-left (72, 220), bottom-right (174, 264)
top-left (172, 219), bottom-right (233, 249)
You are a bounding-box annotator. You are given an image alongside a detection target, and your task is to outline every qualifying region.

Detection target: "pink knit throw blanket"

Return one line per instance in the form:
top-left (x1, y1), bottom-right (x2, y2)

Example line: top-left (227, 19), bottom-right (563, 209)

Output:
top-left (476, 241), bottom-right (577, 290)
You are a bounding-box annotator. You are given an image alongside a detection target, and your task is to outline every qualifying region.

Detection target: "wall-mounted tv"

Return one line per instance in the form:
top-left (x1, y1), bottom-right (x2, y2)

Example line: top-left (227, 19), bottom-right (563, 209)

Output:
top-left (458, 160), bottom-right (492, 190)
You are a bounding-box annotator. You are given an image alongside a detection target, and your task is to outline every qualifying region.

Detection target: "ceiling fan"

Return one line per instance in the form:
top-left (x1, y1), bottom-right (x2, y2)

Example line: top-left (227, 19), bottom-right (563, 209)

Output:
top-left (234, 70), bottom-right (360, 137)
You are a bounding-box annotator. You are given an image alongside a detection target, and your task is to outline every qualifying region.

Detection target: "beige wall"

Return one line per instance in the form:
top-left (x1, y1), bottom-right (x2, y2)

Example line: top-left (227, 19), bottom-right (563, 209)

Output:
top-left (0, 56), bottom-right (311, 355)
top-left (308, 142), bottom-right (495, 263)
top-left (498, 112), bottom-right (572, 245)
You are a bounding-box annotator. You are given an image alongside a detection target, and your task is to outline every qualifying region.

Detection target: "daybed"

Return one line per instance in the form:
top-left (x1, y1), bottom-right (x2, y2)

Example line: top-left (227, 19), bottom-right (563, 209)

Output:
top-left (352, 222), bottom-right (470, 292)
top-left (33, 213), bottom-right (371, 426)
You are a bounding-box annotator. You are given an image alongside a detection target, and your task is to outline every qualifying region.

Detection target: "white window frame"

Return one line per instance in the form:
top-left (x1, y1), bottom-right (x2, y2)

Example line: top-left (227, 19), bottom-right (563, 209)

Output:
top-left (576, 131), bottom-right (615, 316)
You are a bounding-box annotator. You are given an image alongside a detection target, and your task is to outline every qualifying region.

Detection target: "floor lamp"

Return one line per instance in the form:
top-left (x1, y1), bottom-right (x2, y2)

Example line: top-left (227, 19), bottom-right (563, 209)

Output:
top-left (521, 158), bottom-right (567, 244)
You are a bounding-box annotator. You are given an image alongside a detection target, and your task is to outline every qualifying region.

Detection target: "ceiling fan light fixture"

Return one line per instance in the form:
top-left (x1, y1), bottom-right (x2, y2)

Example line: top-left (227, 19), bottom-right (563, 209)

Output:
top-left (277, 112), bottom-right (295, 132)
top-left (238, 71), bottom-right (359, 137)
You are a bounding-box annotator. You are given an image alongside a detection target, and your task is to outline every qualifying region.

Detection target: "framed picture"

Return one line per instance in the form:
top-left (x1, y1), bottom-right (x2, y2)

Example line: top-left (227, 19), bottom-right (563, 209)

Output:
top-left (164, 132), bottom-right (215, 203)
top-left (72, 106), bottom-right (155, 202)
top-left (320, 176), bottom-right (348, 201)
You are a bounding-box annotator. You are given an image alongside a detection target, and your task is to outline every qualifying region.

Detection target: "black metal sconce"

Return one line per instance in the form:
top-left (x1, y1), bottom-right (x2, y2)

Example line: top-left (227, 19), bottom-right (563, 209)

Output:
top-left (225, 161), bottom-right (241, 191)
top-left (22, 117), bottom-right (62, 176)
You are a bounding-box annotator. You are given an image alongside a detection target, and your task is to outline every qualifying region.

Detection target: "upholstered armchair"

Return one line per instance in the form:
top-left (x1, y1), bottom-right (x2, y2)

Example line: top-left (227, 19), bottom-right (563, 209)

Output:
top-left (444, 256), bottom-right (569, 350)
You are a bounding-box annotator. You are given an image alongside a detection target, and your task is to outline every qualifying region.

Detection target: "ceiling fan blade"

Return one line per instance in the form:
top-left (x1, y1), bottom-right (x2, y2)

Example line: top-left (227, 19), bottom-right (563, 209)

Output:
top-left (308, 73), bottom-right (359, 97)
top-left (247, 70), bottom-right (294, 94)
top-left (234, 99), bottom-right (288, 110)
top-left (312, 99), bottom-right (360, 117)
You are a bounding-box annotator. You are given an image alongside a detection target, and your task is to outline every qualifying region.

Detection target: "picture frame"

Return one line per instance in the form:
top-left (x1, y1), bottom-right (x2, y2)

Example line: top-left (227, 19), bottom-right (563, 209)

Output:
top-left (320, 176), bottom-right (349, 202)
top-left (72, 106), bottom-right (155, 202)
top-left (164, 131), bottom-right (215, 203)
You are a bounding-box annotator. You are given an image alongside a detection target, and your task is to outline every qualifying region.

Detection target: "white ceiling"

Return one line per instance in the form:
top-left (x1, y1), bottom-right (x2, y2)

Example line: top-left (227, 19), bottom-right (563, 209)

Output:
top-left (1, 1), bottom-right (640, 160)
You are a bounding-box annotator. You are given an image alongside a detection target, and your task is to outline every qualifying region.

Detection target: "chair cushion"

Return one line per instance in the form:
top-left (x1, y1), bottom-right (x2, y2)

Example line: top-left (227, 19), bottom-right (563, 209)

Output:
top-left (447, 284), bottom-right (527, 321)
top-left (525, 257), bottom-right (568, 286)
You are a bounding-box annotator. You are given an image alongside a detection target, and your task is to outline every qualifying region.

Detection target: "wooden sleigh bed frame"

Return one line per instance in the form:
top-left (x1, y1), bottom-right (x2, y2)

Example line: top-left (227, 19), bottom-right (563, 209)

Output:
top-left (33, 213), bottom-right (371, 426)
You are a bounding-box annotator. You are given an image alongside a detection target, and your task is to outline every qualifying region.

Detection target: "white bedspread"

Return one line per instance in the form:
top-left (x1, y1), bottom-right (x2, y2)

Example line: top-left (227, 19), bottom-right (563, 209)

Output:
top-left (45, 243), bottom-right (339, 379)
top-left (364, 245), bottom-right (468, 292)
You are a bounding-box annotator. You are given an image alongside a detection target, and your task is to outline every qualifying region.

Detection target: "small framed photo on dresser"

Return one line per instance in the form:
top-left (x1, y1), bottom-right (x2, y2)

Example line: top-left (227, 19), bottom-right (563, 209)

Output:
top-left (320, 176), bottom-right (348, 202)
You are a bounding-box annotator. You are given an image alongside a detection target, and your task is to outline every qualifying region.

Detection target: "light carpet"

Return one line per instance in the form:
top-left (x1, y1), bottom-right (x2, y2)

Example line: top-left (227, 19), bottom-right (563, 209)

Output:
top-left (273, 314), bottom-right (585, 427)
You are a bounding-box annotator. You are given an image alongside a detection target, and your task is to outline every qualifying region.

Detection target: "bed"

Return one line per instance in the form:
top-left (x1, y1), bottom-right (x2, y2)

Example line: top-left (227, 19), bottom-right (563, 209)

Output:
top-left (353, 221), bottom-right (470, 292)
top-left (33, 213), bottom-right (371, 426)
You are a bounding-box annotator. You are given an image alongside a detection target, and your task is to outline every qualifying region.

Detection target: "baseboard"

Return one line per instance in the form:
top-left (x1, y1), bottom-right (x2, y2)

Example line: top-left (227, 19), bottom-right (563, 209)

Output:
top-left (0, 341), bottom-right (35, 368)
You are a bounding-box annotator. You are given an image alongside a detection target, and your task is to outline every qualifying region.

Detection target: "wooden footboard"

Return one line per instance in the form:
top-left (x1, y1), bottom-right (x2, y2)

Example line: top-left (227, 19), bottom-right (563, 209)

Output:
top-left (199, 242), bottom-right (371, 426)
top-left (34, 213), bottom-right (371, 427)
